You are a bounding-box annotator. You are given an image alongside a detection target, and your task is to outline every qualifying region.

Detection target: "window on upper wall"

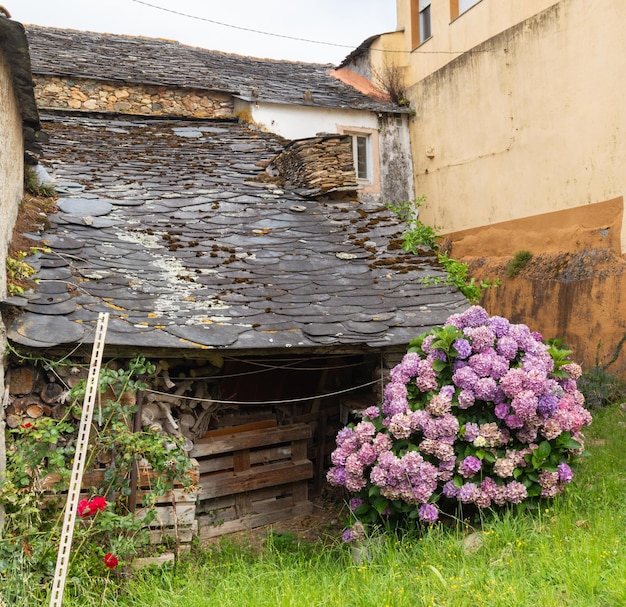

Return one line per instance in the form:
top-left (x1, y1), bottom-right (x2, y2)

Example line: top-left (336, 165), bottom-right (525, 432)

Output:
top-left (419, 0), bottom-right (432, 43)
top-left (351, 134), bottom-right (372, 182)
top-left (450, 0), bottom-right (481, 19)
top-left (411, 0), bottom-right (432, 48)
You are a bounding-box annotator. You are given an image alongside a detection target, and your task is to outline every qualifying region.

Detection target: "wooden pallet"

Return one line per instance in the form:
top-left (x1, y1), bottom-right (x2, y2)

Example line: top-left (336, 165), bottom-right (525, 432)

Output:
top-left (190, 423), bottom-right (313, 539)
top-left (40, 466), bottom-right (200, 547)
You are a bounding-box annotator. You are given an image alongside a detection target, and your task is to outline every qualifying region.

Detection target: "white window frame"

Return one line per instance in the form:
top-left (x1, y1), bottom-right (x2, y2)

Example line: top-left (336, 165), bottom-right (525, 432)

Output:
top-left (351, 133), bottom-right (373, 183)
top-left (337, 125), bottom-right (380, 195)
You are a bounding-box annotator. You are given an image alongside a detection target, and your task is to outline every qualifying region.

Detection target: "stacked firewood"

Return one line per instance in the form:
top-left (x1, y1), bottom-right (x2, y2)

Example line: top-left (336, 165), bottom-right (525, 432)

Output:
top-left (4, 360), bottom-right (223, 451)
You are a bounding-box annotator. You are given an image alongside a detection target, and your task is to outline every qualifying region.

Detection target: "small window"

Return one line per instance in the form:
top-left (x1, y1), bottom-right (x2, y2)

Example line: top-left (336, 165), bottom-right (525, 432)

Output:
top-left (419, 0), bottom-right (432, 43)
top-left (451, 0), bottom-right (481, 19)
top-left (352, 134), bottom-right (371, 181)
top-left (411, 0), bottom-right (432, 48)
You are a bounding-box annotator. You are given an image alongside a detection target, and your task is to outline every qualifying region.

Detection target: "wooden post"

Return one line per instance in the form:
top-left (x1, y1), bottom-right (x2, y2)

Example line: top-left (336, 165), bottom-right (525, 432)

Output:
top-left (128, 390), bottom-right (145, 513)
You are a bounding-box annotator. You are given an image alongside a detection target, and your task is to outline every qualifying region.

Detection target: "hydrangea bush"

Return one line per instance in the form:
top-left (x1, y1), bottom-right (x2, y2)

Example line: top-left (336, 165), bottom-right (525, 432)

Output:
top-left (327, 306), bottom-right (592, 529)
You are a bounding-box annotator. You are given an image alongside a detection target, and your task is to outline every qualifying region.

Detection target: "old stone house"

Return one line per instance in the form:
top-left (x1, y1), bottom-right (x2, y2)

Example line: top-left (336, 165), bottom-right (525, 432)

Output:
top-left (346, 0), bottom-right (626, 372)
top-left (1, 25), bottom-right (468, 537)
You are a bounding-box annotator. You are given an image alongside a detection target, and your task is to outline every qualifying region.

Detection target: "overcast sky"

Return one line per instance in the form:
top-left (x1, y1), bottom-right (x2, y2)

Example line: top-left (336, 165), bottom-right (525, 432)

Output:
top-left (12, 0), bottom-right (398, 65)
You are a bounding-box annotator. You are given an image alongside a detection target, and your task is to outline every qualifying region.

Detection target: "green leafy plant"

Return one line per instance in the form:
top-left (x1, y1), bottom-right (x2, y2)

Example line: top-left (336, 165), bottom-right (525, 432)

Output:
top-left (0, 355), bottom-right (197, 602)
top-left (578, 335), bottom-right (626, 410)
top-left (386, 198), bottom-right (499, 303)
top-left (507, 250), bottom-right (533, 278)
top-left (23, 165), bottom-right (56, 198)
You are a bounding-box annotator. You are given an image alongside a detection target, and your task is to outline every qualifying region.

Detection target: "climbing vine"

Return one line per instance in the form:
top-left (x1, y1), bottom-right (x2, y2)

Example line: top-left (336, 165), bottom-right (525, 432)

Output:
top-left (386, 198), bottom-right (499, 303)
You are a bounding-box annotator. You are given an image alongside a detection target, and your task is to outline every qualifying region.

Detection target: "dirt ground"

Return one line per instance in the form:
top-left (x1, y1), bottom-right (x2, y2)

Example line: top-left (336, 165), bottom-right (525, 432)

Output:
top-left (205, 491), bottom-right (348, 551)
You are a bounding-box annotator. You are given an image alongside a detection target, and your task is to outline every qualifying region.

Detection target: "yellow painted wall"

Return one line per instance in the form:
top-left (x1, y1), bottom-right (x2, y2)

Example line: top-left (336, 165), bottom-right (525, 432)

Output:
top-left (374, 0), bottom-right (626, 254)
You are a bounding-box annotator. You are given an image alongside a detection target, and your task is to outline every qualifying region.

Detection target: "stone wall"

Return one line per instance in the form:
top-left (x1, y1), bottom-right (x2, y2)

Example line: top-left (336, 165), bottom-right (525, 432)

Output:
top-left (271, 135), bottom-right (357, 196)
top-left (0, 51), bottom-right (24, 301)
top-left (34, 75), bottom-right (235, 119)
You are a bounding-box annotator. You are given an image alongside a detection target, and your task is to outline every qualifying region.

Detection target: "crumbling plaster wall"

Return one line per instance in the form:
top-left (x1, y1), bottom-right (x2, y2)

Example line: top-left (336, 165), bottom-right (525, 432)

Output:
top-left (378, 113), bottom-right (414, 206)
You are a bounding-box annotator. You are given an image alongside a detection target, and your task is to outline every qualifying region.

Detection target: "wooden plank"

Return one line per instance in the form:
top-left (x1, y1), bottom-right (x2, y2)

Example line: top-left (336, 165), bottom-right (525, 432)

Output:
top-left (132, 553), bottom-right (175, 569)
top-left (195, 484), bottom-right (295, 516)
top-left (147, 521), bottom-right (197, 544)
top-left (196, 445), bottom-right (293, 474)
top-left (202, 419), bottom-right (276, 438)
top-left (233, 449), bottom-right (252, 515)
top-left (40, 466), bottom-right (199, 492)
top-left (138, 487), bottom-right (199, 505)
top-left (290, 479), bottom-right (309, 504)
top-left (198, 501), bottom-right (314, 540)
top-left (135, 503), bottom-right (196, 527)
top-left (191, 424), bottom-right (311, 458)
top-left (197, 460), bottom-right (312, 501)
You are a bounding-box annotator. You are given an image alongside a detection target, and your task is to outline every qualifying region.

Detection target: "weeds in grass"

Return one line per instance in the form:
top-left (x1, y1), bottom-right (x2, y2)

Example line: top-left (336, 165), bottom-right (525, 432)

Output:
top-left (41, 404), bottom-right (626, 607)
top-left (578, 336), bottom-right (626, 409)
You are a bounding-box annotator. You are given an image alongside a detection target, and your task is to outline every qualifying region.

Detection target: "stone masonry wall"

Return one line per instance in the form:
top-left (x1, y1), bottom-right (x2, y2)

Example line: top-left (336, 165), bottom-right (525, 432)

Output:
top-left (0, 51), bottom-right (24, 301)
top-left (34, 75), bottom-right (235, 118)
top-left (271, 135), bottom-right (358, 196)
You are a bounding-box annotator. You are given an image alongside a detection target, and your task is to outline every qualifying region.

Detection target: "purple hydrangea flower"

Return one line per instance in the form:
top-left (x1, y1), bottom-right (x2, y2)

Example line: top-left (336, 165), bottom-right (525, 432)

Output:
top-left (557, 462), bottom-right (574, 484)
top-left (458, 456), bottom-right (482, 478)
top-left (418, 503), bottom-right (439, 523)
top-left (453, 338), bottom-right (472, 359)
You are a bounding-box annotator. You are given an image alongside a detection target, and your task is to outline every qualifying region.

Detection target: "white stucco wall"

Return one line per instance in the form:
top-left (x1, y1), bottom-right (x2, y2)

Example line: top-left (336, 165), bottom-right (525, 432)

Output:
top-left (0, 50), bottom-right (24, 301)
top-left (237, 99), bottom-right (379, 140)
top-left (236, 99), bottom-right (414, 204)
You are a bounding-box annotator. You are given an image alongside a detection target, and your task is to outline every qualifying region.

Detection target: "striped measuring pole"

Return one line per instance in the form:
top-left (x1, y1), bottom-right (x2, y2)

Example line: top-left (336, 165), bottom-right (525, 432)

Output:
top-left (49, 312), bottom-right (109, 607)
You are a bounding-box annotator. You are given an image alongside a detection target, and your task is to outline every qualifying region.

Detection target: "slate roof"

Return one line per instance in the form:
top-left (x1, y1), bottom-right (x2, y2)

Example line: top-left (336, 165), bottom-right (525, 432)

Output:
top-left (25, 25), bottom-right (403, 114)
top-left (6, 113), bottom-right (467, 353)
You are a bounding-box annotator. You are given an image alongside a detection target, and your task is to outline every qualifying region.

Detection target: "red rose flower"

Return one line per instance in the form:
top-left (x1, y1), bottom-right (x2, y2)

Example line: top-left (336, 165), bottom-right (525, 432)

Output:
top-left (77, 498), bottom-right (91, 517)
top-left (77, 497), bottom-right (107, 517)
top-left (104, 552), bottom-right (119, 569)
top-left (21, 422), bottom-right (33, 429)
top-left (90, 496), bottom-right (107, 513)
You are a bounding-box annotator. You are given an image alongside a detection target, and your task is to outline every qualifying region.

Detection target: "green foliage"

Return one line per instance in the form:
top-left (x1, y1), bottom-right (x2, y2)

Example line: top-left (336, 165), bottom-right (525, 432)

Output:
top-left (0, 355), bottom-right (196, 603)
top-left (6, 246), bottom-right (51, 295)
top-left (23, 165), bottom-right (56, 198)
top-left (578, 335), bottom-right (626, 409)
top-left (506, 250), bottom-right (533, 278)
top-left (34, 406), bottom-right (626, 607)
top-left (386, 198), bottom-right (499, 303)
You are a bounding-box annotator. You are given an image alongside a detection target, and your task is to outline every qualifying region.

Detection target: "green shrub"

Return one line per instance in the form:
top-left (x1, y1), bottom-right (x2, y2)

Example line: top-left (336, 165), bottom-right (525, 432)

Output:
top-left (507, 250), bottom-right (533, 278)
top-left (578, 336), bottom-right (626, 409)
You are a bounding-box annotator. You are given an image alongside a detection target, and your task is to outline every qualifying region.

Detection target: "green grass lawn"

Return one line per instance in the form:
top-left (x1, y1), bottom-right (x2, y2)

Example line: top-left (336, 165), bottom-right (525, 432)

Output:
top-left (51, 403), bottom-right (626, 607)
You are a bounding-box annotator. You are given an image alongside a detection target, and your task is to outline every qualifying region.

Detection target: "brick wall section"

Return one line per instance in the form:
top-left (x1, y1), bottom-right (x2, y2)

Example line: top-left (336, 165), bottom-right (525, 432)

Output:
top-left (271, 135), bottom-right (358, 196)
top-left (34, 75), bottom-right (235, 118)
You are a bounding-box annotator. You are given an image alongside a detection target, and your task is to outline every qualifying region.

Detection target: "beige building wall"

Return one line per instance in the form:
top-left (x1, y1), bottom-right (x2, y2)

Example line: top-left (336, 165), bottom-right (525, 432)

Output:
top-left (373, 0), bottom-right (626, 252)
top-left (0, 50), bottom-right (24, 301)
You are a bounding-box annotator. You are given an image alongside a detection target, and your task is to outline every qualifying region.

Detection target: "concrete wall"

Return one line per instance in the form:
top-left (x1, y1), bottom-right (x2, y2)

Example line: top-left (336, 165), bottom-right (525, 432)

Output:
top-left (450, 198), bottom-right (626, 373)
top-left (0, 50), bottom-right (24, 301)
top-left (378, 113), bottom-right (415, 206)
